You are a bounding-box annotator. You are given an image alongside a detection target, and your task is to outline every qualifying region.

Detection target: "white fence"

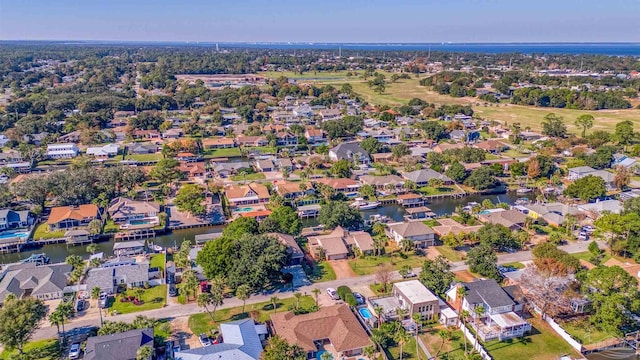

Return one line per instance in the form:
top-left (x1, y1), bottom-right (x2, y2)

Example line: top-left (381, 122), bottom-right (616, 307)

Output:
top-left (539, 313), bottom-right (584, 352)
top-left (459, 324), bottom-right (493, 360)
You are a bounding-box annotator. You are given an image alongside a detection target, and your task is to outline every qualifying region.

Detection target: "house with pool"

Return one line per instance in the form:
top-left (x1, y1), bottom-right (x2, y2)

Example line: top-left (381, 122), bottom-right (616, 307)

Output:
top-left (224, 183), bottom-right (270, 210)
top-left (47, 204), bottom-right (101, 231)
top-left (107, 197), bottom-right (161, 229)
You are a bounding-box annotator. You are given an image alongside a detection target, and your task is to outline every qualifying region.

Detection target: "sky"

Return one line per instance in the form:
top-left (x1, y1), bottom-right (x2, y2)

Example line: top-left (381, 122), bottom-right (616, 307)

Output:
top-left (0, 0), bottom-right (639, 43)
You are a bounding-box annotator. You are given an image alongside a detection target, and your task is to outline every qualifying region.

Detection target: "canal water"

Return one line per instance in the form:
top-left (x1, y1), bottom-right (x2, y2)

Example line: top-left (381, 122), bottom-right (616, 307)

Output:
top-left (0, 192), bottom-right (523, 264)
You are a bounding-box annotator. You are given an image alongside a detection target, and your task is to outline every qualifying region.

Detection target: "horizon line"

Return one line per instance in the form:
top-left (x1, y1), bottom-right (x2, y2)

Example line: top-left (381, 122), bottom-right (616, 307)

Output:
top-left (1, 40), bottom-right (640, 45)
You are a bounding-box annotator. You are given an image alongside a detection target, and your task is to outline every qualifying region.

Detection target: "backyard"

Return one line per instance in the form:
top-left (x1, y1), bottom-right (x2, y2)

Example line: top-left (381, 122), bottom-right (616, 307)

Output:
top-left (559, 318), bottom-right (613, 345)
top-left (203, 147), bottom-right (242, 158)
top-left (435, 245), bottom-right (465, 262)
top-left (149, 253), bottom-right (166, 272)
top-left (188, 295), bottom-right (315, 335)
top-left (0, 338), bottom-right (60, 360)
top-left (32, 223), bottom-right (65, 240)
top-left (230, 172), bottom-right (266, 181)
top-left (110, 285), bottom-right (167, 315)
top-left (124, 153), bottom-right (162, 162)
top-left (483, 318), bottom-right (581, 360)
top-left (422, 328), bottom-right (471, 360)
top-left (349, 249), bottom-right (426, 276)
top-left (385, 336), bottom-right (428, 360)
top-left (305, 260), bottom-right (337, 283)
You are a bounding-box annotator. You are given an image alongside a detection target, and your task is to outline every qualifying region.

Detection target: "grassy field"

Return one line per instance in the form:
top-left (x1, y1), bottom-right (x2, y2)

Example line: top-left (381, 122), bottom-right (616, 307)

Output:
top-left (502, 261), bottom-right (525, 269)
top-left (230, 172), bottom-right (266, 181)
top-left (0, 338), bottom-right (60, 360)
top-left (204, 147), bottom-right (242, 158)
top-left (559, 318), bottom-right (612, 345)
top-left (422, 328), bottom-right (471, 360)
top-left (111, 285), bottom-right (167, 314)
top-left (417, 185), bottom-right (459, 196)
top-left (349, 250), bottom-right (426, 276)
top-left (124, 153), bottom-right (162, 162)
top-left (572, 251), bottom-right (612, 265)
top-left (149, 253), bottom-right (165, 272)
top-left (189, 295), bottom-right (315, 335)
top-left (305, 260), bottom-right (337, 283)
top-left (484, 318), bottom-right (581, 360)
top-left (435, 245), bottom-right (466, 262)
top-left (260, 70), bottom-right (640, 132)
top-left (385, 336), bottom-right (428, 360)
top-left (32, 223), bottom-right (65, 240)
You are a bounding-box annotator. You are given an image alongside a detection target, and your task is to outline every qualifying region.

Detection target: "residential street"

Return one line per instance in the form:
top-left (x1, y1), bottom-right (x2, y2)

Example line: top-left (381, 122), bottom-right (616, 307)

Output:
top-left (33, 240), bottom-right (597, 340)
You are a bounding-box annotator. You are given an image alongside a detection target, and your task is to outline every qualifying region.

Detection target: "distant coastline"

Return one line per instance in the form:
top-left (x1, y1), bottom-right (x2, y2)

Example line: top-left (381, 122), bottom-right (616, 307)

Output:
top-left (1, 41), bottom-right (639, 56)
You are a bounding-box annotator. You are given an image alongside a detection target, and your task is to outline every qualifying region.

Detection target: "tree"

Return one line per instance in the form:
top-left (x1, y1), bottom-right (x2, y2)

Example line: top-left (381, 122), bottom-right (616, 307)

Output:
top-left (208, 277), bottom-right (225, 321)
top-left (318, 201), bottom-right (363, 229)
top-left (222, 217), bottom-right (259, 238)
top-left (236, 284), bottom-right (251, 314)
top-left (56, 301), bottom-right (75, 336)
top-left (394, 328), bottom-right (412, 360)
top-left (197, 293), bottom-right (215, 322)
top-left (270, 295), bottom-right (279, 313)
top-left (473, 305), bottom-right (485, 345)
top-left (86, 243), bottom-right (99, 255)
top-left (564, 175), bottom-right (606, 201)
top-left (259, 206), bottom-right (302, 235)
top-left (181, 270), bottom-right (199, 301)
top-left (531, 242), bottom-right (580, 276)
top-left (615, 120), bottom-right (635, 148)
top-left (419, 256), bottom-right (455, 296)
top-left (361, 137), bottom-right (382, 155)
top-left (136, 345), bottom-right (153, 360)
top-left (392, 144), bottom-right (410, 160)
top-left (48, 309), bottom-right (64, 350)
top-left (376, 263), bottom-right (393, 293)
top-left (149, 158), bottom-right (183, 184)
top-left (87, 219), bottom-right (103, 235)
top-left (476, 223), bottom-right (520, 251)
top-left (261, 335), bottom-right (306, 360)
top-left (445, 161), bottom-right (468, 183)
top-left (330, 159), bottom-right (353, 178)
top-left (175, 184), bottom-right (206, 216)
top-left (614, 165), bottom-right (632, 190)
top-left (311, 288), bottom-right (321, 306)
top-left (575, 114), bottom-right (594, 138)
top-left (359, 184), bottom-right (377, 200)
top-left (91, 286), bottom-right (104, 326)
top-left (541, 113), bottom-right (567, 138)
top-left (464, 166), bottom-right (497, 191)
top-left (519, 266), bottom-right (573, 319)
top-left (0, 298), bottom-right (47, 354)
top-left (466, 244), bottom-right (502, 281)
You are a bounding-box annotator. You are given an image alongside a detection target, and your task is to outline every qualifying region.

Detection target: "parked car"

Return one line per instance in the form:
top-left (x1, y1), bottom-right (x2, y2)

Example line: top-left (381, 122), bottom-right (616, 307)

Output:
top-left (68, 343), bottom-right (81, 359)
top-left (199, 333), bottom-right (212, 347)
top-left (353, 292), bottom-right (365, 304)
top-left (579, 232), bottom-right (589, 240)
top-left (98, 292), bottom-right (107, 308)
top-left (76, 300), bottom-right (85, 312)
top-left (169, 284), bottom-right (178, 297)
top-left (582, 225), bottom-right (595, 233)
top-left (403, 271), bottom-right (417, 278)
top-left (326, 287), bottom-right (339, 300)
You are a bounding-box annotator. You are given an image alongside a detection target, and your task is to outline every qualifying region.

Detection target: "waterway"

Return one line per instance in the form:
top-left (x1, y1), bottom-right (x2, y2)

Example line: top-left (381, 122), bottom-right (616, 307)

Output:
top-left (0, 192), bottom-right (524, 264)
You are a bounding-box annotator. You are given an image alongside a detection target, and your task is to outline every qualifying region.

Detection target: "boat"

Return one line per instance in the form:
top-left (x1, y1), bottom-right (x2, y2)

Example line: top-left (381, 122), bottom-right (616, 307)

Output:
top-left (148, 243), bottom-right (163, 252)
top-left (21, 253), bottom-right (50, 266)
top-left (368, 214), bottom-right (390, 224)
top-left (516, 187), bottom-right (533, 194)
top-left (350, 198), bottom-right (380, 210)
top-left (515, 197), bottom-right (530, 205)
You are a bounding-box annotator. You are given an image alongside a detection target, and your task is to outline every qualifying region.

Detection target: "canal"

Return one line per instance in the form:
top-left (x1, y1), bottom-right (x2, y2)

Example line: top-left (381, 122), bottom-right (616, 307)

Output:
top-left (0, 192), bottom-right (525, 264)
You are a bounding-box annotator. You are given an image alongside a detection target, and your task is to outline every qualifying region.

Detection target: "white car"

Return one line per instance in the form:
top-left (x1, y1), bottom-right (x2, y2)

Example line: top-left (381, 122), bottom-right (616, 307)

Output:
top-left (68, 343), bottom-right (81, 359)
top-left (327, 287), bottom-right (339, 300)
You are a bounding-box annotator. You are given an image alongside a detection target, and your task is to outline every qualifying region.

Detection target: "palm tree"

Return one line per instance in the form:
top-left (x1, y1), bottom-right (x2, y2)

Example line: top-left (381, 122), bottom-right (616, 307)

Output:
top-left (49, 310), bottom-right (64, 350)
top-left (270, 295), bottom-right (279, 313)
top-left (182, 270), bottom-right (199, 301)
top-left (473, 305), bottom-right (485, 346)
top-left (293, 292), bottom-right (302, 311)
top-left (91, 286), bottom-right (104, 326)
top-left (197, 293), bottom-right (215, 322)
top-left (236, 284), bottom-right (251, 314)
top-left (460, 310), bottom-right (470, 354)
top-left (395, 307), bottom-right (408, 321)
top-left (394, 328), bottom-right (412, 360)
top-left (311, 288), bottom-right (321, 306)
top-left (133, 287), bottom-right (145, 302)
top-left (412, 313), bottom-right (422, 360)
top-left (374, 306), bottom-right (384, 328)
top-left (436, 329), bottom-right (449, 357)
top-left (399, 238), bottom-right (414, 253)
top-left (363, 345), bottom-right (376, 360)
top-left (86, 243), bottom-right (99, 255)
top-left (136, 345), bottom-right (153, 360)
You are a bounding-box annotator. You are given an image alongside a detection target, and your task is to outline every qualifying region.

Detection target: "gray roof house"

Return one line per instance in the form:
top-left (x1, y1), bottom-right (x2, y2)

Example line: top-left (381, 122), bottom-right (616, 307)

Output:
top-left (0, 263), bottom-right (71, 304)
top-left (0, 209), bottom-right (32, 230)
top-left (402, 169), bottom-right (454, 186)
top-left (568, 166), bottom-right (616, 189)
top-left (85, 263), bottom-right (150, 294)
top-left (386, 222), bottom-right (436, 249)
top-left (329, 142), bottom-right (370, 164)
top-left (84, 327), bottom-right (154, 360)
top-left (175, 319), bottom-right (264, 360)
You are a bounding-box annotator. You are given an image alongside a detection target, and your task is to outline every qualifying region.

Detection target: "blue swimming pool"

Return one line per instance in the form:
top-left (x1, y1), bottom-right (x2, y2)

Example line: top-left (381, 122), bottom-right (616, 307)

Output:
top-left (129, 219), bottom-right (152, 225)
top-left (316, 350), bottom-right (334, 360)
top-left (236, 207), bottom-right (254, 213)
top-left (0, 230), bottom-right (29, 240)
top-left (359, 307), bottom-right (373, 320)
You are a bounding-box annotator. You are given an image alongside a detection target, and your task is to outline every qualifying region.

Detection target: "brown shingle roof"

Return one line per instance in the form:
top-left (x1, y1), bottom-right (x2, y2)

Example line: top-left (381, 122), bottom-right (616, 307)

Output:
top-left (315, 177), bottom-right (360, 190)
top-left (47, 204), bottom-right (99, 225)
top-left (225, 183), bottom-right (270, 201)
top-left (271, 304), bottom-right (371, 352)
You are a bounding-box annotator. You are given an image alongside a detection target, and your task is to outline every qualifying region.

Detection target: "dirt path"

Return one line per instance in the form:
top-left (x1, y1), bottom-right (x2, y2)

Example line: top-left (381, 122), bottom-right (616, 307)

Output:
top-left (426, 246), bottom-right (442, 260)
top-left (170, 316), bottom-right (199, 350)
top-left (453, 270), bottom-right (476, 282)
top-left (328, 260), bottom-right (357, 279)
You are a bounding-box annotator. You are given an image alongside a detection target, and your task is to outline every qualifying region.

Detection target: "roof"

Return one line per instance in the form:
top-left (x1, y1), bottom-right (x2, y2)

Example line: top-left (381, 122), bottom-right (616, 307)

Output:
top-left (432, 218), bottom-right (483, 236)
top-left (107, 197), bottom-right (160, 219)
top-left (329, 142), bottom-right (369, 161)
top-left (578, 200), bottom-right (622, 215)
top-left (84, 327), bottom-right (154, 360)
top-left (350, 231), bottom-right (374, 252)
top-left (479, 209), bottom-right (527, 228)
top-left (315, 177), bottom-right (360, 190)
top-left (268, 233), bottom-right (304, 259)
top-left (569, 166), bottom-right (596, 174)
top-left (394, 280), bottom-right (438, 304)
top-left (112, 240), bottom-right (145, 250)
top-left (463, 279), bottom-right (515, 309)
top-left (274, 181), bottom-right (304, 196)
top-left (491, 312), bottom-right (528, 328)
top-left (225, 183), bottom-right (270, 201)
top-left (0, 263), bottom-right (71, 303)
top-left (359, 174), bottom-right (404, 187)
top-left (270, 304), bottom-right (371, 352)
top-left (202, 137), bottom-right (235, 146)
top-left (47, 204), bottom-right (99, 225)
top-left (176, 319), bottom-right (263, 360)
top-left (388, 221), bottom-right (434, 237)
top-left (403, 169), bottom-right (453, 184)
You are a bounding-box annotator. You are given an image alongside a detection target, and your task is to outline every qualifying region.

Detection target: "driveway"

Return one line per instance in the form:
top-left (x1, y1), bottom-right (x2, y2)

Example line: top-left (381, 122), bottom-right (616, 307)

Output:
top-left (328, 260), bottom-right (357, 279)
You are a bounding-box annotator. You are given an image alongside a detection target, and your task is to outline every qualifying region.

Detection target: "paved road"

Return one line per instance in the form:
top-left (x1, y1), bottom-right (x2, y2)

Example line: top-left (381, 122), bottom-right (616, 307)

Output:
top-left (34, 240), bottom-right (597, 340)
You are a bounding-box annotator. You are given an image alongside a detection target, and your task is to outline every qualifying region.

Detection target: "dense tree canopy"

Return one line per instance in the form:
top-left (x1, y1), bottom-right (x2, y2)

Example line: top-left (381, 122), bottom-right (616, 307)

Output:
top-left (318, 201), bottom-right (363, 229)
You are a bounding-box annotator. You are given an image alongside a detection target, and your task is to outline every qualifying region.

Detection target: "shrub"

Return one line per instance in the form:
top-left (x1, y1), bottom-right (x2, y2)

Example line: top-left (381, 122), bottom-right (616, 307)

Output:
top-left (337, 286), bottom-right (352, 301)
top-left (344, 293), bottom-right (358, 307)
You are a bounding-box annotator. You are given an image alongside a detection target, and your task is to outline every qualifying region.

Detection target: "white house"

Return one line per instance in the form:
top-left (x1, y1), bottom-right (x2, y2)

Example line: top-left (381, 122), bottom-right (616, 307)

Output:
top-left (386, 221), bottom-right (436, 248)
top-left (46, 143), bottom-right (79, 159)
top-left (86, 143), bottom-right (119, 158)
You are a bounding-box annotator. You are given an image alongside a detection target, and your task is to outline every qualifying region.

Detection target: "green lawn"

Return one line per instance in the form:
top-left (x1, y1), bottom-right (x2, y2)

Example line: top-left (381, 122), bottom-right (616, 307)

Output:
top-left (244, 146), bottom-right (277, 154)
top-left (435, 246), bottom-right (465, 262)
top-left (503, 148), bottom-right (532, 159)
top-left (417, 186), bottom-right (458, 196)
top-left (203, 147), bottom-right (242, 158)
top-left (559, 318), bottom-right (613, 345)
top-left (350, 251), bottom-right (426, 276)
top-left (150, 253), bottom-right (166, 272)
top-left (32, 223), bottom-right (65, 240)
top-left (502, 261), bottom-right (525, 269)
top-left (0, 338), bottom-right (60, 360)
top-left (484, 318), bottom-right (580, 360)
top-left (111, 285), bottom-right (167, 315)
top-left (305, 261), bottom-right (337, 283)
top-left (125, 153), bottom-right (162, 162)
top-left (385, 336), bottom-right (428, 360)
top-left (104, 219), bottom-right (119, 233)
top-left (422, 329), bottom-right (471, 360)
top-left (571, 251), bottom-right (611, 265)
top-left (230, 172), bottom-right (266, 181)
top-left (189, 295), bottom-right (315, 335)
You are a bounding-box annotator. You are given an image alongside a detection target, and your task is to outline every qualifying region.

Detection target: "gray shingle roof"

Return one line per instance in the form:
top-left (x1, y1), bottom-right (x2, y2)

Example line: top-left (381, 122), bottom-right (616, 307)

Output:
top-left (464, 279), bottom-right (514, 309)
top-left (84, 327), bottom-right (154, 360)
top-left (175, 319), bottom-right (263, 360)
top-left (330, 142), bottom-right (369, 161)
top-left (0, 263), bottom-right (71, 303)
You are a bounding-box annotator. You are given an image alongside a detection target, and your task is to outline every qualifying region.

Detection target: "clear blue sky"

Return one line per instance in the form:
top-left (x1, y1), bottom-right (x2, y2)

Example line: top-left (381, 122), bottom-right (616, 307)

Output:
top-left (0, 0), bottom-right (638, 42)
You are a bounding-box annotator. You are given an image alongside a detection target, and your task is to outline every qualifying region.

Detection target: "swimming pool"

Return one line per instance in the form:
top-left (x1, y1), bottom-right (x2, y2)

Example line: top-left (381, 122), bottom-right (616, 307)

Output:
top-left (129, 219), bottom-right (153, 225)
top-left (236, 207), bottom-right (254, 213)
top-left (0, 230), bottom-right (29, 240)
top-left (316, 350), bottom-right (334, 360)
top-left (359, 307), bottom-right (373, 320)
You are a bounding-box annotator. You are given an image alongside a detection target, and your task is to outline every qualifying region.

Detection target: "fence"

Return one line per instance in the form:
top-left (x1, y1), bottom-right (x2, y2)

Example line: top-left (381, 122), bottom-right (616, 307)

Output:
top-left (458, 324), bottom-right (493, 360)
top-left (539, 313), bottom-right (584, 352)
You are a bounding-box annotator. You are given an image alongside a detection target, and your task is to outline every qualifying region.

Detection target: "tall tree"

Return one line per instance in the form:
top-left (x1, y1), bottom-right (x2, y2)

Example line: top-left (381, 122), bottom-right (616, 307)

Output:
top-left (541, 113), bottom-right (567, 138)
top-left (174, 184), bottom-right (206, 216)
top-left (0, 298), bottom-right (47, 354)
top-left (419, 256), bottom-right (455, 296)
top-left (466, 244), bottom-right (502, 281)
top-left (236, 284), bottom-right (251, 314)
top-left (575, 114), bottom-right (594, 138)
top-left (262, 335), bottom-right (306, 360)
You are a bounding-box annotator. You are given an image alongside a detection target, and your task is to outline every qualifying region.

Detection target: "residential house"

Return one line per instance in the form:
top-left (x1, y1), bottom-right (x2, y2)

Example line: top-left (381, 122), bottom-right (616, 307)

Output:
top-left (403, 169), bottom-right (453, 186)
top-left (293, 104), bottom-right (313, 118)
top-left (275, 158), bottom-right (293, 171)
top-left (304, 127), bottom-right (326, 144)
top-left (578, 199), bottom-right (623, 218)
top-left (449, 130), bottom-right (467, 142)
top-left (58, 130), bottom-right (82, 143)
top-left (256, 159), bottom-right (275, 172)
top-left (46, 143), bottom-right (79, 159)
top-left (567, 166), bottom-right (615, 190)
top-left (107, 197), bottom-right (160, 229)
top-left (179, 161), bottom-right (207, 179)
top-left (269, 232), bottom-right (304, 266)
top-left (47, 204), bottom-right (100, 230)
top-left (319, 108), bottom-right (342, 121)
top-left (396, 193), bottom-right (425, 207)
top-left (404, 206), bottom-right (436, 220)
top-left (86, 143), bottom-right (119, 159)
top-left (236, 136), bottom-right (269, 147)
top-left (371, 153), bottom-right (394, 163)
top-left (308, 226), bottom-right (374, 260)
top-left (393, 280), bottom-right (440, 320)
top-left (478, 209), bottom-right (527, 231)
top-left (433, 143), bottom-right (465, 153)
top-left (329, 142), bottom-right (370, 164)
top-left (162, 128), bottom-right (183, 139)
top-left (224, 183), bottom-right (270, 207)
top-left (523, 203), bottom-right (582, 227)
top-left (386, 221), bottom-right (436, 248)
top-left (0, 150), bottom-right (23, 165)
top-left (314, 178), bottom-right (360, 194)
top-left (432, 218), bottom-right (484, 237)
top-left (613, 154), bottom-right (639, 173)
top-left (202, 137), bottom-right (236, 149)
top-left (359, 175), bottom-right (405, 193)
top-left (85, 262), bottom-right (150, 294)
top-left (84, 328), bottom-right (154, 360)
top-left (127, 143), bottom-right (159, 155)
top-left (276, 132), bottom-right (298, 147)
top-left (274, 180), bottom-right (309, 200)
top-left (112, 240), bottom-right (146, 257)
top-left (213, 162), bottom-right (250, 178)
top-left (446, 280), bottom-right (530, 341)
top-left (175, 319), bottom-right (264, 360)
top-left (133, 129), bottom-right (161, 139)
top-left (0, 209), bottom-right (32, 230)
top-left (0, 263), bottom-right (71, 304)
top-left (474, 139), bottom-right (509, 154)
top-left (270, 304), bottom-right (371, 359)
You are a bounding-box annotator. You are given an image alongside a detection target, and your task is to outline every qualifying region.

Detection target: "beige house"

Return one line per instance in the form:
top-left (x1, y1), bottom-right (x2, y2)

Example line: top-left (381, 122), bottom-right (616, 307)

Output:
top-left (386, 221), bottom-right (436, 248)
top-left (308, 226), bottom-right (374, 260)
top-left (393, 280), bottom-right (440, 320)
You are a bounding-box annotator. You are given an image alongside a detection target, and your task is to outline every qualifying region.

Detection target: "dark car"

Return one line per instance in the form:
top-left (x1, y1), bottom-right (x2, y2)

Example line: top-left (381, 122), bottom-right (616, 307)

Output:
top-left (169, 285), bottom-right (178, 297)
top-left (76, 300), bottom-right (85, 312)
